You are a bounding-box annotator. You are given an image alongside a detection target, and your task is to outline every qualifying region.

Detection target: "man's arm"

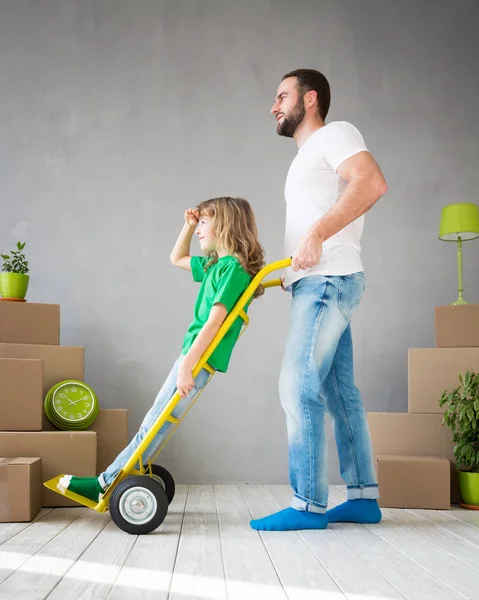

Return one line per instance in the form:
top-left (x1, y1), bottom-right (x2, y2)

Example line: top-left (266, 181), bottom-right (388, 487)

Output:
top-left (292, 151), bottom-right (388, 271)
top-left (176, 303), bottom-right (228, 396)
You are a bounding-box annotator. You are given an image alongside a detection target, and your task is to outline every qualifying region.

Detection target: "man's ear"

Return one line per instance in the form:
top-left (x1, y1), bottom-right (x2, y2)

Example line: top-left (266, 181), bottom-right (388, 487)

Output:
top-left (305, 89), bottom-right (318, 109)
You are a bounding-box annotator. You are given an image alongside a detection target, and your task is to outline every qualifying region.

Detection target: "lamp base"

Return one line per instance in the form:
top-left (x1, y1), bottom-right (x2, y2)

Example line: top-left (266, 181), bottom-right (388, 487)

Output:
top-left (450, 296), bottom-right (469, 306)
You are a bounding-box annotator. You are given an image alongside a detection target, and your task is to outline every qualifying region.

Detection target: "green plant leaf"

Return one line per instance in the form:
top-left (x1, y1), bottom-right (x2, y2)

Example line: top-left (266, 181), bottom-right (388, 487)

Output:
top-left (465, 371), bottom-right (472, 387)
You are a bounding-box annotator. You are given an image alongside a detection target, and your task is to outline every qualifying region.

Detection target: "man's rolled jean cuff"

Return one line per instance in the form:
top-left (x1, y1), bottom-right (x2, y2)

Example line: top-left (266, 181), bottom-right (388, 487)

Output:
top-left (291, 494), bottom-right (327, 514)
top-left (347, 483), bottom-right (380, 501)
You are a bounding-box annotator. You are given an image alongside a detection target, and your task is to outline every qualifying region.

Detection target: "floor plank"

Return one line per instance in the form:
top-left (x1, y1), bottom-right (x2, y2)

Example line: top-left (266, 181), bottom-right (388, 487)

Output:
top-left (169, 485), bottom-right (227, 600)
top-left (329, 486), bottom-right (479, 599)
top-left (449, 505), bottom-right (479, 528)
top-left (386, 507), bottom-right (479, 572)
top-left (327, 487), bottom-right (464, 600)
top-left (328, 485), bottom-right (347, 504)
top-left (0, 508), bottom-right (81, 587)
top-left (407, 507), bottom-right (479, 548)
top-left (0, 509), bottom-right (52, 546)
top-left (106, 485), bottom-right (188, 600)
top-left (241, 484), bottom-right (345, 600)
top-left (0, 509), bottom-right (110, 600)
top-left (45, 518), bottom-right (137, 599)
top-left (365, 510), bottom-right (479, 599)
top-left (214, 484), bottom-right (287, 600)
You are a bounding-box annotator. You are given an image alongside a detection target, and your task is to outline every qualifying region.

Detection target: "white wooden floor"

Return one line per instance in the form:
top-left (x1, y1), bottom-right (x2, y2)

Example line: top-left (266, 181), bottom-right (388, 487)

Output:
top-left (1, 485), bottom-right (479, 600)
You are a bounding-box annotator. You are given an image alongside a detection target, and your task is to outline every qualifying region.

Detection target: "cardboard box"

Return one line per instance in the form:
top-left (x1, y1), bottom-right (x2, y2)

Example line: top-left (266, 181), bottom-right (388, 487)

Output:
top-left (0, 303), bottom-right (60, 345)
top-left (0, 358), bottom-right (43, 430)
top-left (435, 305), bottom-right (479, 348)
top-left (367, 412), bottom-right (460, 503)
top-left (0, 457), bottom-right (42, 522)
top-left (377, 455), bottom-right (450, 509)
top-left (408, 348), bottom-right (479, 413)
top-left (43, 408), bottom-right (129, 473)
top-left (0, 432), bottom-right (96, 507)
top-left (0, 343), bottom-right (84, 398)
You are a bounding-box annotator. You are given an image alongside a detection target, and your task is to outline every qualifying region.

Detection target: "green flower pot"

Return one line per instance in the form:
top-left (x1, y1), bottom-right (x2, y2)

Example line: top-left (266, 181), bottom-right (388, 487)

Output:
top-left (0, 273), bottom-right (30, 299)
top-left (458, 470), bottom-right (479, 506)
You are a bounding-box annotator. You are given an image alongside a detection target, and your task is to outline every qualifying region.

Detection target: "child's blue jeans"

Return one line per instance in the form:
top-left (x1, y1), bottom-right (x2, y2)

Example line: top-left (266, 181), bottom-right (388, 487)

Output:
top-left (99, 355), bottom-right (211, 488)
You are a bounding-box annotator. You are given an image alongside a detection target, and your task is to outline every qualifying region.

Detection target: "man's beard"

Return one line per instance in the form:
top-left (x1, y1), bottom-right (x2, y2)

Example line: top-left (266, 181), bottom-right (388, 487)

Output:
top-left (277, 99), bottom-right (306, 138)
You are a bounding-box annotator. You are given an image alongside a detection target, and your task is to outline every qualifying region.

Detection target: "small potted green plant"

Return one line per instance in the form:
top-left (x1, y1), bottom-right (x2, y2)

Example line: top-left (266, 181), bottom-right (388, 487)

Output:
top-left (0, 241), bottom-right (30, 301)
top-left (440, 368), bottom-right (479, 508)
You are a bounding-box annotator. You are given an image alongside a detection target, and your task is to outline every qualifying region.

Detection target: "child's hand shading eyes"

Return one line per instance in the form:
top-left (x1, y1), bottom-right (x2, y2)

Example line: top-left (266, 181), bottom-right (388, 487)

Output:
top-left (185, 208), bottom-right (200, 226)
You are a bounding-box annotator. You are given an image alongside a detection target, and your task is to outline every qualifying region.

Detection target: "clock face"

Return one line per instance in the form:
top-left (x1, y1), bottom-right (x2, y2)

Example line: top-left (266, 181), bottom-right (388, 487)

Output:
top-left (52, 383), bottom-right (95, 422)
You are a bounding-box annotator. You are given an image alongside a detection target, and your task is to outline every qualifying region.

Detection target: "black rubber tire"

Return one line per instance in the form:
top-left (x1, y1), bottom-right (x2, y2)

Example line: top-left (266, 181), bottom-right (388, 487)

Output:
top-left (109, 475), bottom-right (169, 535)
top-left (145, 463), bottom-right (176, 505)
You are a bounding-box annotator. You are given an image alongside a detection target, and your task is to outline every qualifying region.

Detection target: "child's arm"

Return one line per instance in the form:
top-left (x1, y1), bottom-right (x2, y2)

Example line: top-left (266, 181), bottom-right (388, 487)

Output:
top-left (176, 303), bottom-right (228, 396)
top-left (170, 209), bottom-right (199, 271)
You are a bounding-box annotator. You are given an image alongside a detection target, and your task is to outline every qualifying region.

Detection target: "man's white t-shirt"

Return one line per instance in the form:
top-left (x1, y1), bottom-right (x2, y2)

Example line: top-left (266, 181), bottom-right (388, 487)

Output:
top-left (283, 121), bottom-right (368, 289)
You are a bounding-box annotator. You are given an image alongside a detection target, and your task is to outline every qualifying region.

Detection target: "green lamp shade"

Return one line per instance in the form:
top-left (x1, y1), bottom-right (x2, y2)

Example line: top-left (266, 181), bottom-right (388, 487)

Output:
top-left (439, 203), bottom-right (479, 241)
top-left (44, 380), bottom-right (99, 430)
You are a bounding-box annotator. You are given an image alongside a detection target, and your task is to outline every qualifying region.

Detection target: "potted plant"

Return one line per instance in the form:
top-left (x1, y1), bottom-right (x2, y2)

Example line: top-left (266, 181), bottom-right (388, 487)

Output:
top-left (440, 368), bottom-right (479, 508)
top-left (0, 241), bottom-right (30, 301)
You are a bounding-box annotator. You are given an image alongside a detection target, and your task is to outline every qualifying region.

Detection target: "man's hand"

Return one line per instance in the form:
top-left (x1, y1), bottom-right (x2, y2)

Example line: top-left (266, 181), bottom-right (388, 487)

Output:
top-left (292, 230), bottom-right (324, 272)
top-left (176, 360), bottom-right (195, 398)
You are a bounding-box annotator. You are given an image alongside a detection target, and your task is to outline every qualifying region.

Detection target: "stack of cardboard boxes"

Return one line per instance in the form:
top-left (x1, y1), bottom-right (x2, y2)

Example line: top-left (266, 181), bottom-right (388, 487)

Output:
top-left (368, 304), bottom-right (479, 509)
top-left (0, 302), bottom-right (129, 521)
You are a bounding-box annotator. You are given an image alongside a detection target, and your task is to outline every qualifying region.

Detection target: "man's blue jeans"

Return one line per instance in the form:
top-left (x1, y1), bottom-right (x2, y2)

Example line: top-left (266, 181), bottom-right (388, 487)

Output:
top-left (280, 273), bottom-right (379, 513)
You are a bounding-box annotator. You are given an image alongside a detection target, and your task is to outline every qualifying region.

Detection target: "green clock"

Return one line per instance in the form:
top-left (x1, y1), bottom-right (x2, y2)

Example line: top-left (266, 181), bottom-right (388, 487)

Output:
top-left (44, 380), bottom-right (99, 430)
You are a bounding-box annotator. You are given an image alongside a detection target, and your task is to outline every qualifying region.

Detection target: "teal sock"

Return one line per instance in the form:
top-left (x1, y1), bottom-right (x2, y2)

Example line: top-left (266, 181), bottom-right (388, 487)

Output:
top-left (59, 475), bottom-right (105, 502)
top-left (327, 499), bottom-right (382, 524)
top-left (250, 507), bottom-right (328, 531)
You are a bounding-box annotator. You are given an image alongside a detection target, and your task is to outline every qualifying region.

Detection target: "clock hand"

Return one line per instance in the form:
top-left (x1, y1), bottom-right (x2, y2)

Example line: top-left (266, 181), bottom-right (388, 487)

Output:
top-left (72, 395), bottom-right (90, 405)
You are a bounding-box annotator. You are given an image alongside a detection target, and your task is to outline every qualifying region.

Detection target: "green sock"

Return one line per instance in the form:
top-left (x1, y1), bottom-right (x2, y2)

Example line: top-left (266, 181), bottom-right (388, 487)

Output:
top-left (59, 475), bottom-right (104, 502)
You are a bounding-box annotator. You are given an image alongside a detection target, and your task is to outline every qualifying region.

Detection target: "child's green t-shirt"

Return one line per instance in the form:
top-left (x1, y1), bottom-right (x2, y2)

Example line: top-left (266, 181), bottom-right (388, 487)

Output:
top-left (181, 255), bottom-right (252, 372)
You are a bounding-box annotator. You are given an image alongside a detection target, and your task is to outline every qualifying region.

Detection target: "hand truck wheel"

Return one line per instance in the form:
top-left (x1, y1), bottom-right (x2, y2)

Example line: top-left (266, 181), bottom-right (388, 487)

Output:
top-left (144, 463), bottom-right (175, 504)
top-left (109, 475), bottom-right (169, 534)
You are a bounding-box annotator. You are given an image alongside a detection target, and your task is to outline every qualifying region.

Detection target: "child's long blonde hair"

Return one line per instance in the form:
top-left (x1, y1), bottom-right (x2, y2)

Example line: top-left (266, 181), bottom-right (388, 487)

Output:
top-left (196, 197), bottom-right (265, 298)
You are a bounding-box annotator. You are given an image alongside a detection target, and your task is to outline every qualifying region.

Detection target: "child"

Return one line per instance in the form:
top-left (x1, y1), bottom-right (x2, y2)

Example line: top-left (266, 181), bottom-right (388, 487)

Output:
top-left (60, 197), bottom-right (265, 502)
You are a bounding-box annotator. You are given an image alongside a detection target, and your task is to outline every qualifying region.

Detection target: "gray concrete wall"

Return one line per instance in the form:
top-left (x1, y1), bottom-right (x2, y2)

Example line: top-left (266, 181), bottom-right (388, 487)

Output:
top-left (1, 0), bottom-right (478, 485)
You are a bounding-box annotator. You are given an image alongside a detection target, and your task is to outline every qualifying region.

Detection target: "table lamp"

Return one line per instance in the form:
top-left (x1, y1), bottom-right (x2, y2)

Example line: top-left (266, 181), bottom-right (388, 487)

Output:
top-left (439, 203), bottom-right (479, 305)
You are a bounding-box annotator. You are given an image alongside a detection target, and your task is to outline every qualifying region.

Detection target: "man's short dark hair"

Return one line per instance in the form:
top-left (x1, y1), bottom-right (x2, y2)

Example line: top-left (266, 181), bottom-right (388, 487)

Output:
top-left (282, 69), bottom-right (331, 121)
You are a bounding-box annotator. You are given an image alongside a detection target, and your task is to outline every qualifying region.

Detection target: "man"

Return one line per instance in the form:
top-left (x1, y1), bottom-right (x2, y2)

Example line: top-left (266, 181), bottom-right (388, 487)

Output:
top-left (251, 69), bottom-right (388, 531)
